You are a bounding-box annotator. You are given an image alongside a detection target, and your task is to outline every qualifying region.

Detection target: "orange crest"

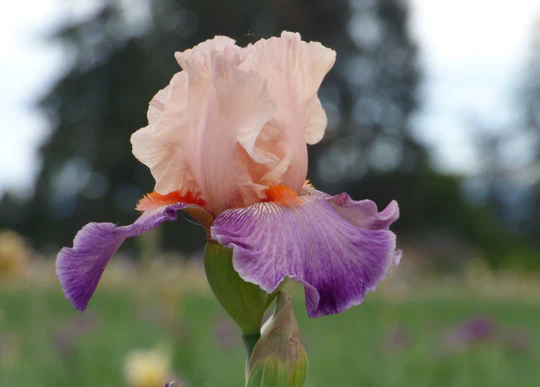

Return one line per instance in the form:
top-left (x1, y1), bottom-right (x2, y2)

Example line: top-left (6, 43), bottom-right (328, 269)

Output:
top-left (263, 185), bottom-right (302, 207)
top-left (136, 191), bottom-right (207, 212)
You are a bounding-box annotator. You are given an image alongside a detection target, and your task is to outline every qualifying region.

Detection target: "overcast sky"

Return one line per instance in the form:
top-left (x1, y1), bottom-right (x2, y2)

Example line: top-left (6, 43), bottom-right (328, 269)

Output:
top-left (1, 0), bottom-right (539, 196)
top-left (410, 0), bottom-right (540, 172)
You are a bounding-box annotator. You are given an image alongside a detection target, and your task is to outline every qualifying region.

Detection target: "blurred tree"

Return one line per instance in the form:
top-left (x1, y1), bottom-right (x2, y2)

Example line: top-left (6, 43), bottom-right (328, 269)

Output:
top-left (470, 19), bottom-right (540, 243)
top-left (517, 19), bottom-right (540, 241)
top-left (454, 19), bottom-right (540, 270)
top-left (1, 0), bottom-right (431, 254)
top-left (312, 0), bottom-right (429, 190)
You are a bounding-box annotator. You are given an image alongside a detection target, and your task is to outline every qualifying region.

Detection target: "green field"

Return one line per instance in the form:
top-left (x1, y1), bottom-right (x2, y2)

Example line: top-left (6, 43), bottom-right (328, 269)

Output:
top-left (1, 275), bottom-right (539, 387)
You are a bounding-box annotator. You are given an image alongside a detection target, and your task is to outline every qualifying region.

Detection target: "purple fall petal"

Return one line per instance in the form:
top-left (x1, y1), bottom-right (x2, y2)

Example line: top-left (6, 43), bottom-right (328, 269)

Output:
top-left (211, 190), bottom-right (399, 318)
top-left (56, 203), bottom-right (210, 312)
top-left (329, 193), bottom-right (399, 230)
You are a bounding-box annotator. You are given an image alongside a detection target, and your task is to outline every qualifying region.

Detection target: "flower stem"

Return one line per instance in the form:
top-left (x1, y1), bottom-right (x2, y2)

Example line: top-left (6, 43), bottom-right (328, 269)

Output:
top-left (242, 332), bottom-right (261, 360)
top-left (204, 241), bottom-right (268, 333)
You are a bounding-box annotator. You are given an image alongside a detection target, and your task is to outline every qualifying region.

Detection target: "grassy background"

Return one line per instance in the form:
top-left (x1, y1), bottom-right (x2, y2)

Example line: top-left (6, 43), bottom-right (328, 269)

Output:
top-left (1, 270), bottom-right (539, 387)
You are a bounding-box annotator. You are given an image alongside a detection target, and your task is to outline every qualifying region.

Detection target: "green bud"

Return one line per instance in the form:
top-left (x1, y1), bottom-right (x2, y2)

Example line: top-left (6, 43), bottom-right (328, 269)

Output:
top-left (204, 241), bottom-right (273, 337)
top-left (246, 291), bottom-right (308, 387)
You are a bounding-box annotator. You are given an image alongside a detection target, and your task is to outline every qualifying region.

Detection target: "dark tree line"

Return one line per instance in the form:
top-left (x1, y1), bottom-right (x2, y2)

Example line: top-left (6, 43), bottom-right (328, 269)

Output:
top-left (517, 20), bottom-right (540, 241)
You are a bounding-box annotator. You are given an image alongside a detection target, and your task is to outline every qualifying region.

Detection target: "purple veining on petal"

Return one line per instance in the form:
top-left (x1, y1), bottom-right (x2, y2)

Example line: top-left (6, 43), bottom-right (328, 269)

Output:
top-left (211, 190), bottom-right (399, 318)
top-left (56, 203), bottom-right (210, 312)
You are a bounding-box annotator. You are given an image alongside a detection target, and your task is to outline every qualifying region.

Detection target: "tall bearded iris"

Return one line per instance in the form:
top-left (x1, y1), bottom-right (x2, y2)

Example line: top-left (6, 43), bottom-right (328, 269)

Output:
top-left (56, 32), bottom-right (400, 319)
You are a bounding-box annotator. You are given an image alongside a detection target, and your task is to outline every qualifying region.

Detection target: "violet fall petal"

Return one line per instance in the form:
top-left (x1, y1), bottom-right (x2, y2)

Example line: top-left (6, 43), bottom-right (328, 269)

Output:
top-left (56, 203), bottom-right (210, 312)
top-left (211, 190), bottom-right (400, 318)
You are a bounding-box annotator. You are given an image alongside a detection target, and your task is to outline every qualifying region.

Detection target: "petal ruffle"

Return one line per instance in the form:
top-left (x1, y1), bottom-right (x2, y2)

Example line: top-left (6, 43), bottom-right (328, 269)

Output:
top-left (328, 193), bottom-right (399, 231)
top-left (56, 203), bottom-right (211, 311)
top-left (211, 191), bottom-right (399, 318)
top-left (131, 73), bottom-right (199, 196)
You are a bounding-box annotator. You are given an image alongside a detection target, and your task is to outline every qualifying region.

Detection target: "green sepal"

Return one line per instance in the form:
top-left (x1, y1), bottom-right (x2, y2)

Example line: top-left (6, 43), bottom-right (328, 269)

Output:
top-left (204, 240), bottom-right (273, 336)
top-left (246, 291), bottom-right (308, 387)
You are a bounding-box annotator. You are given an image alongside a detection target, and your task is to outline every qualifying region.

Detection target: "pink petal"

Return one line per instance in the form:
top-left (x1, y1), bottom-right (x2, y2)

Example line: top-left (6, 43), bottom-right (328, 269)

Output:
top-left (244, 32), bottom-right (336, 192)
top-left (131, 37), bottom-right (276, 214)
top-left (132, 33), bottom-right (335, 213)
top-left (131, 72), bottom-right (197, 196)
top-left (147, 85), bottom-right (171, 125)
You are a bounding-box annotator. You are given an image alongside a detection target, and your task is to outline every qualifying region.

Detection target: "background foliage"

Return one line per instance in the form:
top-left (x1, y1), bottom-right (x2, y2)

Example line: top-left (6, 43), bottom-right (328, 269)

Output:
top-left (2, 0), bottom-right (535, 270)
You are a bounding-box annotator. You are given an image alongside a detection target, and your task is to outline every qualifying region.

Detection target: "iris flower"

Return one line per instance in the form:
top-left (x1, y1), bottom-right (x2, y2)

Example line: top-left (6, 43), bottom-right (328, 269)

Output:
top-left (57, 32), bottom-right (400, 318)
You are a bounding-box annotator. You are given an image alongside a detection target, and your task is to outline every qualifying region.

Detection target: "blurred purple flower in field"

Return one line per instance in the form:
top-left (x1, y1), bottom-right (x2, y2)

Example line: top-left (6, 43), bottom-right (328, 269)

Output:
top-left (52, 311), bottom-right (100, 358)
top-left (502, 328), bottom-right (530, 353)
top-left (0, 332), bottom-right (20, 367)
top-left (443, 315), bottom-right (497, 352)
top-left (442, 315), bottom-right (534, 356)
top-left (137, 302), bottom-right (170, 327)
top-left (213, 318), bottom-right (240, 351)
top-left (167, 320), bottom-right (192, 347)
top-left (385, 324), bottom-right (411, 351)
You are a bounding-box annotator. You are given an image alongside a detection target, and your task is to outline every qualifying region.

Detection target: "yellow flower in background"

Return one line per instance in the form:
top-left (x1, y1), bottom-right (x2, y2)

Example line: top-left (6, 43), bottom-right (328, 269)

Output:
top-left (123, 347), bottom-right (173, 387)
top-left (0, 230), bottom-right (32, 279)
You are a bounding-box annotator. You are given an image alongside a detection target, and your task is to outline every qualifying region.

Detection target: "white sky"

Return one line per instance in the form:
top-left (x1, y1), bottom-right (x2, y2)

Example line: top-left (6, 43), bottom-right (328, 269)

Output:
top-left (1, 0), bottom-right (539, 195)
top-left (410, 0), bottom-right (540, 172)
top-left (0, 0), bottom-right (62, 196)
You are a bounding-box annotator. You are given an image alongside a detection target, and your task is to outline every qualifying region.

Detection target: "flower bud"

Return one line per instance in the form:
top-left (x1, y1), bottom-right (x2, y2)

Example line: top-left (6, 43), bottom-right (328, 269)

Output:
top-left (246, 291), bottom-right (308, 387)
top-left (204, 241), bottom-right (274, 336)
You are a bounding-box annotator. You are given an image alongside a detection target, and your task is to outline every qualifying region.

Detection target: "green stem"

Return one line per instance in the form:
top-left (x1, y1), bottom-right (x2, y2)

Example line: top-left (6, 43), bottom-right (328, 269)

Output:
top-left (242, 332), bottom-right (261, 360)
top-left (204, 241), bottom-right (268, 333)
